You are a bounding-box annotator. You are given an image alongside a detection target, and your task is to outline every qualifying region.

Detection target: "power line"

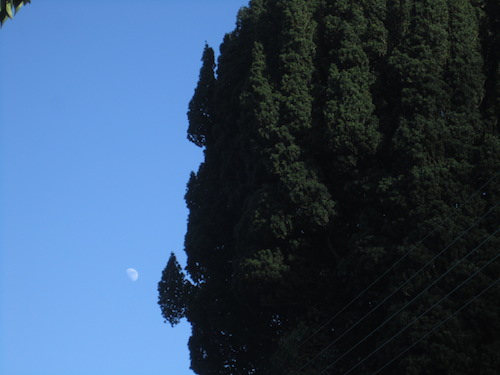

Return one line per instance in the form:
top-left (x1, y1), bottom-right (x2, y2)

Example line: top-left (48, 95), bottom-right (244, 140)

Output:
top-left (371, 278), bottom-right (500, 375)
top-left (292, 203), bottom-right (498, 374)
top-left (320, 235), bottom-right (499, 375)
top-left (294, 172), bottom-right (498, 353)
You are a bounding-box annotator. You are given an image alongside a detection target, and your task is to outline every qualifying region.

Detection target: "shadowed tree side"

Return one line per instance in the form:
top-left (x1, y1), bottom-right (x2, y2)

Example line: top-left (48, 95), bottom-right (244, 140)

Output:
top-left (158, 253), bottom-right (192, 327)
top-left (159, 1), bottom-right (499, 374)
top-left (187, 45), bottom-right (216, 148)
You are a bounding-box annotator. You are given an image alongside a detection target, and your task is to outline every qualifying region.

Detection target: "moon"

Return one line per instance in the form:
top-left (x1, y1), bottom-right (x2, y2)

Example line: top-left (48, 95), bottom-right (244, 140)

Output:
top-left (126, 268), bottom-right (139, 281)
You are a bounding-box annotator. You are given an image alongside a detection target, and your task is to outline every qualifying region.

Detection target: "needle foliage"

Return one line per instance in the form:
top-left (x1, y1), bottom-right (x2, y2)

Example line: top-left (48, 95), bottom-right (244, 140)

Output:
top-left (159, 1), bottom-right (499, 374)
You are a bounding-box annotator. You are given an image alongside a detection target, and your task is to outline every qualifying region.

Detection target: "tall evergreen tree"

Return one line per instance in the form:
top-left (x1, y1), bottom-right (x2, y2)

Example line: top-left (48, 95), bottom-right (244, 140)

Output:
top-left (159, 1), bottom-right (499, 374)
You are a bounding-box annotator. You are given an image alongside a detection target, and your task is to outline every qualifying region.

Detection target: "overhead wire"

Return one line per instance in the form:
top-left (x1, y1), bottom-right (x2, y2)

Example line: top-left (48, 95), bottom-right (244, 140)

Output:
top-left (291, 201), bottom-right (498, 374)
top-left (320, 228), bottom-right (499, 374)
top-left (371, 278), bottom-right (500, 375)
top-left (294, 171), bottom-right (498, 352)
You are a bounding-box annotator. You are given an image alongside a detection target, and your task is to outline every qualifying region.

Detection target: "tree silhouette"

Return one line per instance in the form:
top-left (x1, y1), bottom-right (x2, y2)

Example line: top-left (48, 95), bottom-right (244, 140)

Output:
top-left (159, 1), bottom-right (499, 373)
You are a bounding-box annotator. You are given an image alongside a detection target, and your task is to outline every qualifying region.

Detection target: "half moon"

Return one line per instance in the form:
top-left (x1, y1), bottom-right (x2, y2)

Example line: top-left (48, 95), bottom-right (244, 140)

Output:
top-left (126, 268), bottom-right (139, 281)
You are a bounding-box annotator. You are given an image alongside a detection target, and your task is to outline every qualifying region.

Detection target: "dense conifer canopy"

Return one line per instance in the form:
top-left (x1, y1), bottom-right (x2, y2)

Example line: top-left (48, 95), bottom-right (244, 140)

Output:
top-left (159, 0), bottom-right (499, 374)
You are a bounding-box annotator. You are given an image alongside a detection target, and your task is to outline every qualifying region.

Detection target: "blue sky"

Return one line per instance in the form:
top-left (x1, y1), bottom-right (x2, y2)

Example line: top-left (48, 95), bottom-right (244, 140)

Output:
top-left (0, 1), bottom-right (248, 374)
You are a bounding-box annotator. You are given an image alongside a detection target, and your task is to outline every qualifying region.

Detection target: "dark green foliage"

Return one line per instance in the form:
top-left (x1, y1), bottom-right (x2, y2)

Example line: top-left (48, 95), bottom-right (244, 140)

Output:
top-left (158, 253), bottom-right (192, 327)
top-left (159, 1), bottom-right (499, 374)
top-left (187, 45), bottom-right (216, 147)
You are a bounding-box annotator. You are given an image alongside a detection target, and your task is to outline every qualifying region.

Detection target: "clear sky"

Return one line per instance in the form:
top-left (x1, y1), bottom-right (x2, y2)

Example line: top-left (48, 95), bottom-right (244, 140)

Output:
top-left (0, 1), bottom-right (248, 374)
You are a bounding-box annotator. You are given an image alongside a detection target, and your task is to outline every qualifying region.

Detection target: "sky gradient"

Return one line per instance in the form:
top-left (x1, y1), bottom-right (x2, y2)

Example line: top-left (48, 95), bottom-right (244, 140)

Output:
top-left (0, 1), bottom-right (248, 374)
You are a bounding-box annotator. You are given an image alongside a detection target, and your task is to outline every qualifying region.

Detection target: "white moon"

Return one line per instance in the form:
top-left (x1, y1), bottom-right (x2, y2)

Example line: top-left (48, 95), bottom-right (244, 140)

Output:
top-left (126, 268), bottom-right (139, 281)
